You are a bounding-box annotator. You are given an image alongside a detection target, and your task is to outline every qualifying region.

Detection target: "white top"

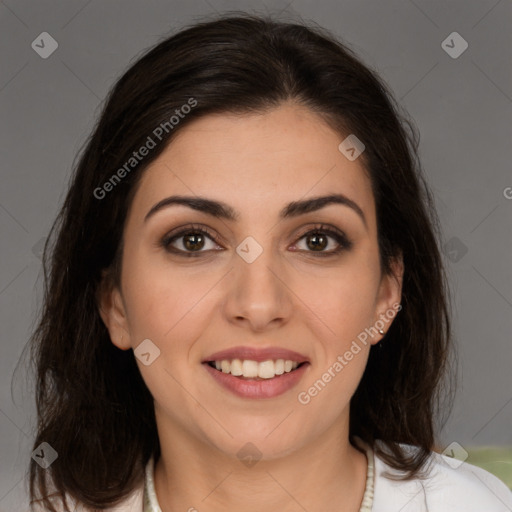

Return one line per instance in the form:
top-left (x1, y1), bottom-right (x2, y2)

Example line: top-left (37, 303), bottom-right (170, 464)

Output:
top-left (142, 439), bottom-right (512, 511)
top-left (46, 440), bottom-right (512, 511)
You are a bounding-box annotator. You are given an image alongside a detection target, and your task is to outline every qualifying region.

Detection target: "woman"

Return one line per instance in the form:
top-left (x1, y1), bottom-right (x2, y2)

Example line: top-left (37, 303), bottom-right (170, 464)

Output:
top-left (27, 13), bottom-right (512, 512)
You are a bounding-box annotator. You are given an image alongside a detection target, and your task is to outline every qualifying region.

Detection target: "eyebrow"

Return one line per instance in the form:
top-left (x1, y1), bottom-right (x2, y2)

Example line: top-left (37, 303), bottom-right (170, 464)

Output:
top-left (144, 193), bottom-right (367, 228)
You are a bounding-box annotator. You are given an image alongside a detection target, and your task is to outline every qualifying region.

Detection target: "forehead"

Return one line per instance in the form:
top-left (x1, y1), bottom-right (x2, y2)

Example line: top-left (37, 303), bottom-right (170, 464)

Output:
top-left (130, 103), bottom-right (375, 226)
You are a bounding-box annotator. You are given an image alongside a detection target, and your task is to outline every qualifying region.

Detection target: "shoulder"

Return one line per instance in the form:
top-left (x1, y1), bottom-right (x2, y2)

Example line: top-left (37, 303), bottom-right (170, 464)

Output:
top-left (372, 441), bottom-right (512, 512)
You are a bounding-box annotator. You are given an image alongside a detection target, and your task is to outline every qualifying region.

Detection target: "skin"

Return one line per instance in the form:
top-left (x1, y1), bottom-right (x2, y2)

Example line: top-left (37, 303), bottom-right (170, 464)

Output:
top-left (99, 102), bottom-right (403, 512)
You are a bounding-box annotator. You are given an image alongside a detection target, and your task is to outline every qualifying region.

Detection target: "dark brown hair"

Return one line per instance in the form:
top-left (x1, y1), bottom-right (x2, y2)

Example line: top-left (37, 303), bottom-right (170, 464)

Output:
top-left (21, 12), bottom-right (454, 511)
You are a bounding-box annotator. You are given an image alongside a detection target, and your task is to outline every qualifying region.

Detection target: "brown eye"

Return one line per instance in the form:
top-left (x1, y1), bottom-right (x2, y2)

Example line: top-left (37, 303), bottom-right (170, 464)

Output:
top-left (161, 225), bottom-right (221, 257)
top-left (294, 225), bottom-right (353, 256)
top-left (182, 233), bottom-right (206, 251)
top-left (305, 233), bottom-right (329, 251)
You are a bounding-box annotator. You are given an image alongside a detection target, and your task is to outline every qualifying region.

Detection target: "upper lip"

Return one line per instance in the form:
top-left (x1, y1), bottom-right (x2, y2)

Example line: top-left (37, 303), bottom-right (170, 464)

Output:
top-left (203, 346), bottom-right (310, 363)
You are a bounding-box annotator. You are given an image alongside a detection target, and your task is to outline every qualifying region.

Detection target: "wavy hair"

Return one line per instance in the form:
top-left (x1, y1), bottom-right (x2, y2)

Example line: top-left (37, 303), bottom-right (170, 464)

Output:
top-left (20, 12), bottom-right (454, 511)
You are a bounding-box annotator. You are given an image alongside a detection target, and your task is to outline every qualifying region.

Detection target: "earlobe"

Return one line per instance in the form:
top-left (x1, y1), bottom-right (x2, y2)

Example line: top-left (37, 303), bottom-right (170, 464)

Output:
top-left (96, 272), bottom-right (131, 351)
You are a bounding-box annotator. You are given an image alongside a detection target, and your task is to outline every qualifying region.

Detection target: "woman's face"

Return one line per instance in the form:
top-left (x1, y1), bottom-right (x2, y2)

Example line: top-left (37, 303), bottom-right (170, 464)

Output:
top-left (100, 102), bottom-right (402, 460)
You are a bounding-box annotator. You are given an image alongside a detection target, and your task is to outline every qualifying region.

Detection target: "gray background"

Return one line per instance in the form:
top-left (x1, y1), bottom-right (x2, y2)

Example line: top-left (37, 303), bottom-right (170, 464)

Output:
top-left (1, 0), bottom-right (511, 509)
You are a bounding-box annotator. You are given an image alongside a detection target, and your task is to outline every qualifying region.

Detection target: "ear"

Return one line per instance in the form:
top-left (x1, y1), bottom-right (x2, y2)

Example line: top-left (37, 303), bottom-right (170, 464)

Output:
top-left (371, 252), bottom-right (404, 345)
top-left (96, 270), bottom-right (132, 350)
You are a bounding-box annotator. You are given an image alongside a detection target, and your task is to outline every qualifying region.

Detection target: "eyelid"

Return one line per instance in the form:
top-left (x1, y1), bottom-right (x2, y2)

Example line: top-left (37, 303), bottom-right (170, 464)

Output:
top-left (294, 223), bottom-right (348, 241)
top-left (292, 223), bottom-right (353, 254)
top-left (160, 222), bottom-right (352, 256)
top-left (160, 223), bottom-right (222, 251)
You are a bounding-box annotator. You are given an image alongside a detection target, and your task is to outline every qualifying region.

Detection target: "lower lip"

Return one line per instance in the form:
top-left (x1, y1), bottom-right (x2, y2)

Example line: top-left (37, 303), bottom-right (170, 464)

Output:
top-left (203, 362), bottom-right (310, 399)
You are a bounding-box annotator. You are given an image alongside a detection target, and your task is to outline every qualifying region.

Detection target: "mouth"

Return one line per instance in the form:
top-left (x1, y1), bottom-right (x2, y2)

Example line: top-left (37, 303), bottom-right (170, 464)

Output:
top-left (205, 358), bottom-right (308, 380)
top-left (202, 354), bottom-right (310, 399)
top-left (201, 346), bottom-right (310, 398)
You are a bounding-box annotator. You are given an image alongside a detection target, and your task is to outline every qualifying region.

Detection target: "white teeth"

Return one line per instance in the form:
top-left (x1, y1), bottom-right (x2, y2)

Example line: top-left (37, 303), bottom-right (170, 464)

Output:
top-left (258, 360), bottom-right (275, 379)
top-left (230, 358), bottom-right (243, 376)
top-left (210, 359), bottom-right (303, 379)
top-left (242, 359), bottom-right (259, 378)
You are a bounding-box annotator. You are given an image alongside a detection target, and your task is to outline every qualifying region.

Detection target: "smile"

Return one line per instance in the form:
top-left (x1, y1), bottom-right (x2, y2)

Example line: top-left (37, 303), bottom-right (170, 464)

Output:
top-left (207, 358), bottom-right (305, 379)
top-left (203, 359), bottom-right (310, 399)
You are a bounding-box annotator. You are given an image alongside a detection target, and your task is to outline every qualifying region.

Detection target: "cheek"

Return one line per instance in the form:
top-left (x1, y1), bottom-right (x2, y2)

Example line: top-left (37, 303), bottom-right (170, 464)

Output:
top-left (293, 251), bottom-right (381, 345)
top-left (120, 247), bottom-right (219, 346)
top-left (120, 246), bottom-right (180, 339)
top-left (296, 268), bottom-right (377, 413)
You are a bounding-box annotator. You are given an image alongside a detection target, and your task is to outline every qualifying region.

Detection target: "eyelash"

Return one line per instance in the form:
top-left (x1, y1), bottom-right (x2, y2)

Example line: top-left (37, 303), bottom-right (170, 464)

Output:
top-left (160, 223), bottom-right (353, 258)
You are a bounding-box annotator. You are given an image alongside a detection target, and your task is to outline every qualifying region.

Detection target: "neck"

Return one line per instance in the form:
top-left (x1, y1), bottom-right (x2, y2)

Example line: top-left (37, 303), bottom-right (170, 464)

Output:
top-left (153, 421), bottom-right (368, 512)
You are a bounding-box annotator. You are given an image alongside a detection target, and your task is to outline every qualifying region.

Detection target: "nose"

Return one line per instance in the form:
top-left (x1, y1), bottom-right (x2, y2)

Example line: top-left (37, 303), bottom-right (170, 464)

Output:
top-left (222, 242), bottom-right (294, 332)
